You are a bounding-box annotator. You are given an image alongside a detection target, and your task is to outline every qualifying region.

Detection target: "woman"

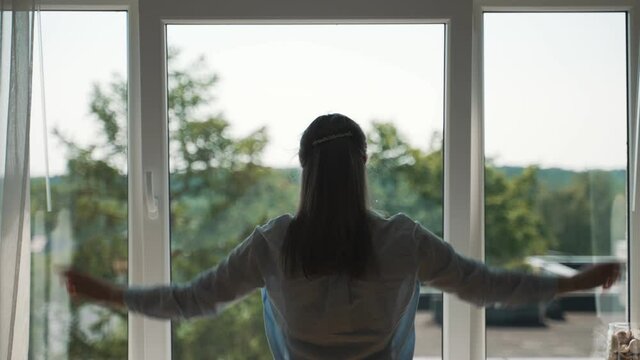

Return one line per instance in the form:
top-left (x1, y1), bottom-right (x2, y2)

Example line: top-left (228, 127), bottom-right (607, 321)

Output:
top-left (62, 113), bottom-right (620, 359)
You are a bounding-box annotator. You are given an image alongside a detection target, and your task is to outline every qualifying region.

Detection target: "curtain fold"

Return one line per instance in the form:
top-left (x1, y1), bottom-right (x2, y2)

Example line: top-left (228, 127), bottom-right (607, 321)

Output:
top-left (0, 0), bottom-right (35, 359)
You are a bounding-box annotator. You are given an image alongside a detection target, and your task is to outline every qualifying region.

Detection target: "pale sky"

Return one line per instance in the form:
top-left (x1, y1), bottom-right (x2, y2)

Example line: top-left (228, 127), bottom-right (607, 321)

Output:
top-left (30, 12), bottom-right (628, 176)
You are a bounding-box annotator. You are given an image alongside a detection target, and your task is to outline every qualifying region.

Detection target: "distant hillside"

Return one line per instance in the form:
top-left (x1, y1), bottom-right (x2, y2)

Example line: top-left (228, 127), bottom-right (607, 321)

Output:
top-left (35, 166), bottom-right (626, 193)
top-left (494, 166), bottom-right (626, 191)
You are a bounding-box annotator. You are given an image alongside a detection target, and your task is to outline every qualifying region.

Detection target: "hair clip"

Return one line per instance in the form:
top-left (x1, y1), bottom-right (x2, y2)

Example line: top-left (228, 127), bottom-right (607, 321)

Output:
top-left (312, 132), bottom-right (353, 146)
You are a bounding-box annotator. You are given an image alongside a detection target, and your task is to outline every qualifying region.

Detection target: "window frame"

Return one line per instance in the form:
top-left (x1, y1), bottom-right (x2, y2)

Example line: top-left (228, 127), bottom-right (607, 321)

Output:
top-left (30, 0), bottom-right (640, 359)
top-left (139, 2), bottom-right (476, 360)
top-left (477, 4), bottom-right (638, 359)
top-left (476, 2), bottom-right (640, 356)
top-left (32, 1), bottom-right (147, 359)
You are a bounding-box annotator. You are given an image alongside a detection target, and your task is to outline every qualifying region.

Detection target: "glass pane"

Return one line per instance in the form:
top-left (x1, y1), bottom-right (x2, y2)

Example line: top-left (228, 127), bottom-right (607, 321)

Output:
top-left (29, 12), bottom-right (128, 359)
top-left (166, 24), bottom-right (445, 359)
top-left (484, 13), bottom-right (627, 359)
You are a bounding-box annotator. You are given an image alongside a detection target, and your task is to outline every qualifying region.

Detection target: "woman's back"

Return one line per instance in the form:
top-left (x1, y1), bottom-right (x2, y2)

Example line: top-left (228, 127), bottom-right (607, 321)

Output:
top-left (259, 211), bottom-right (422, 359)
top-left (235, 209), bottom-right (559, 359)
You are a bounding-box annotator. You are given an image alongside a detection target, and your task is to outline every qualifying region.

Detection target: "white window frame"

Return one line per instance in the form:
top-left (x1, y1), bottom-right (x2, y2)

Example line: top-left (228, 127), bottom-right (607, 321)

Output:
top-left (475, 1), bottom-right (640, 360)
top-left (137, 2), bottom-right (476, 360)
top-left (32, 0), bottom-right (640, 359)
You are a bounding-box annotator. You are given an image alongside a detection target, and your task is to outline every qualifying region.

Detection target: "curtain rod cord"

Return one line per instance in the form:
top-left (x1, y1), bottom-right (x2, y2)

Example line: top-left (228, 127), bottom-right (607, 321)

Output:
top-left (37, 7), bottom-right (52, 212)
top-left (631, 74), bottom-right (640, 211)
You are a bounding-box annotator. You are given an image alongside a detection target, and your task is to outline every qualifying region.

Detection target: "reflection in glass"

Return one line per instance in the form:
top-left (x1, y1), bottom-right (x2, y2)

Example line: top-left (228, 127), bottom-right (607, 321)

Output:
top-left (484, 12), bottom-right (627, 359)
top-left (167, 24), bottom-right (445, 359)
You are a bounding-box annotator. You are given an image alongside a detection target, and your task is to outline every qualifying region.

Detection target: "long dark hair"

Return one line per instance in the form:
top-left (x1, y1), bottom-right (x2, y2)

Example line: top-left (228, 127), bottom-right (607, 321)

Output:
top-left (282, 114), bottom-right (375, 279)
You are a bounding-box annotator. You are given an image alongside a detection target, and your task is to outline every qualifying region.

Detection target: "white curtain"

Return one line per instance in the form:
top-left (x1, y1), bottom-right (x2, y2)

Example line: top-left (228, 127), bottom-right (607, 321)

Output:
top-left (0, 0), bottom-right (35, 359)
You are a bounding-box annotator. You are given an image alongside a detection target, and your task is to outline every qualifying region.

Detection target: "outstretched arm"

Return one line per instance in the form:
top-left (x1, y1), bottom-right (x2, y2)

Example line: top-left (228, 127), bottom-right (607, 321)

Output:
top-left (61, 268), bottom-right (125, 307)
top-left (414, 222), bottom-right (620, 307)
top-left (61, 227), bottom-right (266, 319)
top-left (556, 262), bottom-right (619, 293)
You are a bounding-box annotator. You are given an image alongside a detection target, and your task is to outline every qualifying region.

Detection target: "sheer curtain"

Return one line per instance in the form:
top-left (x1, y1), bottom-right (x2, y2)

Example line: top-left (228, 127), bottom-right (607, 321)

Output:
top-left (0, 0), bottom-right (35, 359)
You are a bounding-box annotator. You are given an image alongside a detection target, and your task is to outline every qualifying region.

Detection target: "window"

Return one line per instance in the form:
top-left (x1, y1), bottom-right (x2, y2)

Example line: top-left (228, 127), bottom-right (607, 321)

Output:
top-left (21, 1), bottom-right (640, 360)
top-left (29, 11), bottom-right (128, 359)
top-left (484, 12), bottom-right (628, 359)
top-left (166, 23), bottom-right (445, 359)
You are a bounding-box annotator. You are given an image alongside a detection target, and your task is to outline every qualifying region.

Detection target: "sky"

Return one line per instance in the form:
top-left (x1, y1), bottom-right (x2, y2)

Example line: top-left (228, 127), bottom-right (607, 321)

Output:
top-left (29, 12), bottom-right (628, 176)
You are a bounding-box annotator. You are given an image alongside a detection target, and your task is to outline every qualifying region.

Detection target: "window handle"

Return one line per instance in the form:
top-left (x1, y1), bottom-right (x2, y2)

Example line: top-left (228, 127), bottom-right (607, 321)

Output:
top-left (145, 171), bottom-right (159, 220)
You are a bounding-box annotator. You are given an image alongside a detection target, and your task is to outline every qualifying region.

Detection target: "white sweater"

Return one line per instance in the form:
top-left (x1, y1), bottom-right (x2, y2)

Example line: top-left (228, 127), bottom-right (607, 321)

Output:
top-left (124, 211), bottom-right (558, 359)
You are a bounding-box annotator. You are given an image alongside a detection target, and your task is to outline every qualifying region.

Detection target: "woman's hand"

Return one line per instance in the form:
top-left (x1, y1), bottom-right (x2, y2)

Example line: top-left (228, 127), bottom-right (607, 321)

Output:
top-left (59, 268), bottom-right (125, 307)
top-left (557, 262), bottom-right (621, 294)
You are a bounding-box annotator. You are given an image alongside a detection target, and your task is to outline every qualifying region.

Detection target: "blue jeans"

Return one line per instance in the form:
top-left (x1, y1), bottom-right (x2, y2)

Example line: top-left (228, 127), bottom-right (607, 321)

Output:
top-left (261, 281), bottom-right (420, 359)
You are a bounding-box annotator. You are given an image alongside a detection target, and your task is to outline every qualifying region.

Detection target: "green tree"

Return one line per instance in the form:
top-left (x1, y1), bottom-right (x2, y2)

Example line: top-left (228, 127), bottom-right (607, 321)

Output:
top-left (28, 72), bottom-right (131, 358)
top-left (366, 122), bottom-right (550, 268)
top-left (485, 166), bottom-right (550, 267)
top-left (38, 49), bottom-right (288, 359)
top-left (164, 49), bottom-right (288, 359)
top-left (367, 121), bottom-right (443, 236)
top-left (539, 170), bottom-right (618, 256)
